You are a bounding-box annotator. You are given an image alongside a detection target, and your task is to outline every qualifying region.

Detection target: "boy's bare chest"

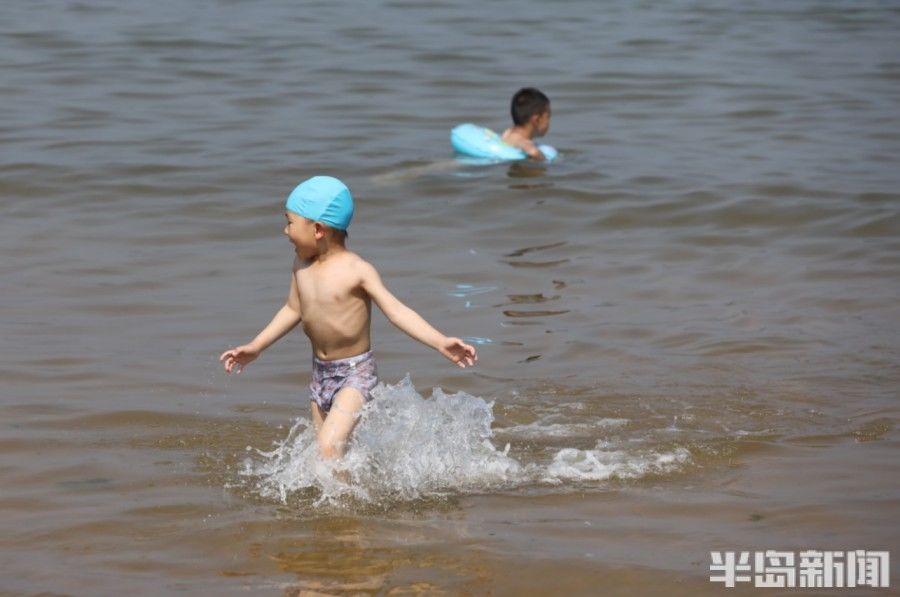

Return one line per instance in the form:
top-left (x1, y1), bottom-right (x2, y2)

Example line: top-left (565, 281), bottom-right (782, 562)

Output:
top-left (295, 267), bottom-right (363, 313)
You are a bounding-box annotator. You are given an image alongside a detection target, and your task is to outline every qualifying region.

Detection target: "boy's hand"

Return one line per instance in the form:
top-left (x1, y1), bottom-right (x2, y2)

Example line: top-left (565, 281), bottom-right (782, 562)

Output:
top-left (219, 344), bottom-right (260, 374)
top-left (438, 337), bottom-right (478, 368)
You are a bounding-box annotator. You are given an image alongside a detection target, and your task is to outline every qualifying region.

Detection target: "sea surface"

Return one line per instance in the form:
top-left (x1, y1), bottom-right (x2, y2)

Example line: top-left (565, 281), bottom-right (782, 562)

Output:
top-left (1, 0), bottom-right (899, 594)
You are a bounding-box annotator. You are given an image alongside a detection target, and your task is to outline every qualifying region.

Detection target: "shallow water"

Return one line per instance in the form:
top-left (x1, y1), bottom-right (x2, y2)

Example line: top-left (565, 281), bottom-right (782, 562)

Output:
top-left (1, 0), bottom-right (899, 594)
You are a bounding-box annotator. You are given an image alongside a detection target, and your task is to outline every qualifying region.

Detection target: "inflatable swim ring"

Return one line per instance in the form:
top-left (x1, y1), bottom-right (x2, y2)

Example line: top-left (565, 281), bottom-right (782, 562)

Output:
top-left (451, 123), bottom-right (557, 163)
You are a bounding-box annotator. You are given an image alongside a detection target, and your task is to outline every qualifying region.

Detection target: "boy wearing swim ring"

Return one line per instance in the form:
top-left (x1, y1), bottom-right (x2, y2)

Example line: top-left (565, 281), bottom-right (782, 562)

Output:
top-left (220, 176), bottom-right (477, 461)
top-left (502, 87), bottom-right (552, 161)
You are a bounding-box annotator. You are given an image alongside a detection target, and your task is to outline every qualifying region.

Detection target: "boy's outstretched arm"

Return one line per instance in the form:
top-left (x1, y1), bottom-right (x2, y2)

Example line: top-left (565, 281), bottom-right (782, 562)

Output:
top-left (220, 259), bottom-right (303, 373)
top-left (359, 261), bottom-right (477, 368)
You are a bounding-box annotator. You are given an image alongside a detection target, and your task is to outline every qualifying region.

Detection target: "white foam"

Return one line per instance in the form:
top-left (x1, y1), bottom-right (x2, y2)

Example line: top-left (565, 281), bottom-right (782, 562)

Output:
top-left (544, 443), bottom-right (692, 483)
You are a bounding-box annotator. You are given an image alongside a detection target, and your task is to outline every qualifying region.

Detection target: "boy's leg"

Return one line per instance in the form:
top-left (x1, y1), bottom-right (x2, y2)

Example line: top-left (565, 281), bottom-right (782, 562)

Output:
top-left (310, 401), bottom-right (326, 434)
top-left (315, 387), bottom-right (365, 460)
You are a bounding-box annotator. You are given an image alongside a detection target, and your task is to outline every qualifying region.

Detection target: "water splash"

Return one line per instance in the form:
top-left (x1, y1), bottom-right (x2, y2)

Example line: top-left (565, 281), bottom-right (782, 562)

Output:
top-left (240, 377), bottom-right (694, 507)
top-left (242, 376), bottom-right (521, 506)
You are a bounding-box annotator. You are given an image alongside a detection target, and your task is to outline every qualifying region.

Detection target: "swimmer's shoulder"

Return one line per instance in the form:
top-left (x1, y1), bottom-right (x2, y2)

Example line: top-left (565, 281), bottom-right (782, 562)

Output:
top-left (501, 128), bottom-right (535, 152)
top-left (500, 127), bottom-right (519, 145)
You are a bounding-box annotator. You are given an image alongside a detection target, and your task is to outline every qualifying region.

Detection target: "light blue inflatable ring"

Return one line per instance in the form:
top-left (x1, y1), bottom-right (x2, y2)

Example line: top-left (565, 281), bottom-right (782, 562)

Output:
top-left (451, 123), bottom-right (557, 162)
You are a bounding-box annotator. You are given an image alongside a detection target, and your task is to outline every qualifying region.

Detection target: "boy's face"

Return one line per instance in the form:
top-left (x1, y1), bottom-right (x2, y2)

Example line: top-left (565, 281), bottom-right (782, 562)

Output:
top-left (284, 212), bottom-right (320, 258)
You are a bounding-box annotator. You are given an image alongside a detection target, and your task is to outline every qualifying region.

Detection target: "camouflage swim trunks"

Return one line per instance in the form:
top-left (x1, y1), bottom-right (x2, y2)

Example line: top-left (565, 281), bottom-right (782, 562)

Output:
top-left (309, 350), bottom-right (378, 413)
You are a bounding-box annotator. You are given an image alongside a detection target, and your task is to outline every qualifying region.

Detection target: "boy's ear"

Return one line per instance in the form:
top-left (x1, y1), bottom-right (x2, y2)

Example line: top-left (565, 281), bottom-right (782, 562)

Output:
top-left (313, 222), bottom-right (327, 240)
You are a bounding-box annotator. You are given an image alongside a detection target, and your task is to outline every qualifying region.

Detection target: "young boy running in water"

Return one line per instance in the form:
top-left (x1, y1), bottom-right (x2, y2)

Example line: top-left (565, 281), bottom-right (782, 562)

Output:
top-left (220, 176), bottom-right (477, 460)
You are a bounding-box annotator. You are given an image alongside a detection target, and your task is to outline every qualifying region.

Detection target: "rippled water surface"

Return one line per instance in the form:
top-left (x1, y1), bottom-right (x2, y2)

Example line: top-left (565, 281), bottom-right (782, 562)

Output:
top-left (1, 0), bottom-right (899, 594)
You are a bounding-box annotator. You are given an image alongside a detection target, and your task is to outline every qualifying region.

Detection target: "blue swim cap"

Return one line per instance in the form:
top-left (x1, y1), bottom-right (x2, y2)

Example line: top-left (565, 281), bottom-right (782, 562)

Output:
top-left (285, 176), bottom-right (354, 231)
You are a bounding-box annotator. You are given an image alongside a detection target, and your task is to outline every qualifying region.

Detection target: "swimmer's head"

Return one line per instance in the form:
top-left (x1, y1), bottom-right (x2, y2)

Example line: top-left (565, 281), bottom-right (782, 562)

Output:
top-left (509, 87), bottom-right (550, 134)
top-left (285, 176), bottom-right (354, 231)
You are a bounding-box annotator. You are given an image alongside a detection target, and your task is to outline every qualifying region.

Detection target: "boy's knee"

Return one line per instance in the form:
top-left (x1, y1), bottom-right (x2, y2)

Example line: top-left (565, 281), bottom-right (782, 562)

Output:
top-left (318, 436), bottom-right (344, 460)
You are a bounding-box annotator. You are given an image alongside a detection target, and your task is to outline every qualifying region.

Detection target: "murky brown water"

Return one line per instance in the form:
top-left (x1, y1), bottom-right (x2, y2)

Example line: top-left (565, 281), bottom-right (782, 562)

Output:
top-left (1, 0), bottom-right (899, 594)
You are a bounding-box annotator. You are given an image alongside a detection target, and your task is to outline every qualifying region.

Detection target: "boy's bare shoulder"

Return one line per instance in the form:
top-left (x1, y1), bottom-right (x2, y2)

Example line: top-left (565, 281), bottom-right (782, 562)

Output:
top-left (501, 127), bottom-right (519, 143)
top-left (340, 251), bottom-right (378, 278)
top-left (501, 128), bottom-right (535, 151)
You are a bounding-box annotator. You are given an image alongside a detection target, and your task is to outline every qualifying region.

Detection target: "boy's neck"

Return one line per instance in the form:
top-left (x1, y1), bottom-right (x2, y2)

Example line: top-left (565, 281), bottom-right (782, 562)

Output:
top-left (311, 239), bottom-right (347, 263)
top-left (510, 123), bottom-right (536, 139)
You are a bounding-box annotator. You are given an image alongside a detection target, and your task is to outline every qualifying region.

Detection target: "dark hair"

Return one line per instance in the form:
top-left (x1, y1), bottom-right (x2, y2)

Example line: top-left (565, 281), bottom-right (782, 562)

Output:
top-left (510, 87), bottom-right (550, 126)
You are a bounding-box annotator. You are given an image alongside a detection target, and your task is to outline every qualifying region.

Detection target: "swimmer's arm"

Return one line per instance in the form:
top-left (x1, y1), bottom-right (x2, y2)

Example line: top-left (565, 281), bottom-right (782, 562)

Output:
top-left (520, 139), bottom-right (546, 161)
top-left (360, 261), bottom-right (477, 368)
top-left (220, 259), bottom-right (302, 373)
top-left (503, 129), bottom-right (545, 161)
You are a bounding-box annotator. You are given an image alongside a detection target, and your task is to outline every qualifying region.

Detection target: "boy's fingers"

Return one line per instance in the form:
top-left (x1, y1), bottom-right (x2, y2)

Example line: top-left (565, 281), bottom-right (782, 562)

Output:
top-left (220, 348), bottom-right (246, 361)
